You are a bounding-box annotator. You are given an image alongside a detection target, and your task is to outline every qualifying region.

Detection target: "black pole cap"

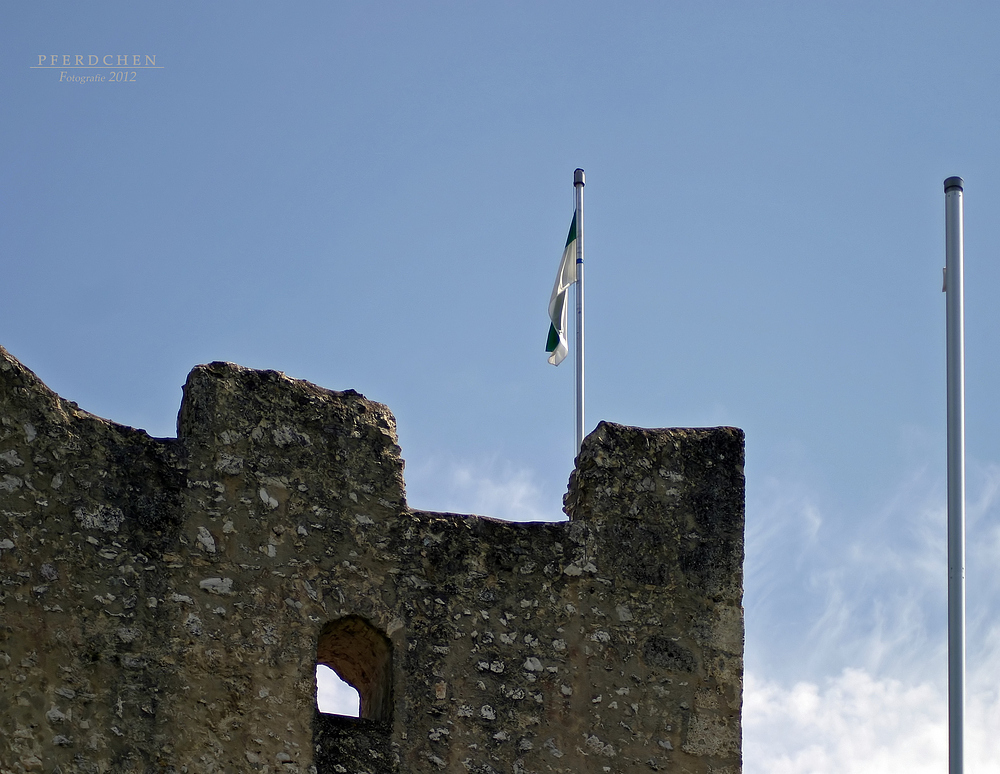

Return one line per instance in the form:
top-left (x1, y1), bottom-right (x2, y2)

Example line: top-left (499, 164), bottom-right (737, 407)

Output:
top-left (574, 168), bottom-right (585, 186)
top-left (944, 176), bottom-right (964, 192)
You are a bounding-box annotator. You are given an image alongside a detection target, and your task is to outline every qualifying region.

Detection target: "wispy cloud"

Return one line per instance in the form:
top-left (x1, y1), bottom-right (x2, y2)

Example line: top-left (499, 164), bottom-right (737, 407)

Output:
top-left (404, 454), bottom-right (562, 522)
top-left (746, 463), bottom-right (954, 681)
top-left (744, 664), bottom-right (1000, 774)
top-left (745, 457), bottom-right (1000, 771)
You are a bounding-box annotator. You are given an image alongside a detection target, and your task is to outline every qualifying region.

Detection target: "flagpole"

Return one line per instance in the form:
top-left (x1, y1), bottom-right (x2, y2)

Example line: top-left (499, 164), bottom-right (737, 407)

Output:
top-left (574, 168), bottom-right (586, 455)
top-left (944, 175), bottom-right (966, 774)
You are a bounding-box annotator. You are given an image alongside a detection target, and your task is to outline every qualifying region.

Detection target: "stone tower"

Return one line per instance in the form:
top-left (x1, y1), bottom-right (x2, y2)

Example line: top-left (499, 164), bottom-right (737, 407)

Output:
top-left (0, 346), bottom-right (744, 773)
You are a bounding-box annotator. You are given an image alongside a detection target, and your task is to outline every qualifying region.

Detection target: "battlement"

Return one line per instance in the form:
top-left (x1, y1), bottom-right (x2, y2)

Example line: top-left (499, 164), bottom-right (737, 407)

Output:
top-left (0, 346), bottom-right (744, 773)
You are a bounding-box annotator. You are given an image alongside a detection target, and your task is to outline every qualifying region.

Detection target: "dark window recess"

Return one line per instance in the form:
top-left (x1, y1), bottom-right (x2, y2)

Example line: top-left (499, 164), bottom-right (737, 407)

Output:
top-left (313, 615), bottom-right (394, 773)
top-left (316, 615), bottom-right (392, 721)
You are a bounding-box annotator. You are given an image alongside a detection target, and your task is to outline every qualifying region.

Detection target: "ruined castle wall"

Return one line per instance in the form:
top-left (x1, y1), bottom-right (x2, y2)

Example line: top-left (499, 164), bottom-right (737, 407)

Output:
top-left (0, 346), bottom-right (744, 774)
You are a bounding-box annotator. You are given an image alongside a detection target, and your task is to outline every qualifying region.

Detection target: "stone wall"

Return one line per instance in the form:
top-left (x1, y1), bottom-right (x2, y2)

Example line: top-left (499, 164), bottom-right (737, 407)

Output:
top-left (0, 345), bottom-right (745, 774)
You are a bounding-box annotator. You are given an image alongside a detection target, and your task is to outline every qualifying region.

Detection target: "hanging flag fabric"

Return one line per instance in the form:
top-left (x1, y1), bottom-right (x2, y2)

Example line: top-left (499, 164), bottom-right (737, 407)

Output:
top-left (546, 212), bottom-right (578, 365)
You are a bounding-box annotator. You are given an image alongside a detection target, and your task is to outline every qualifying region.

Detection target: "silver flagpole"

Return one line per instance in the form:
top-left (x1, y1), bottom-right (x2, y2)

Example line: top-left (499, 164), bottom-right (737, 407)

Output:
top-left (944, 175), bottom-right (966, 774)
top-left (574, 168), bottom-right (586, 455)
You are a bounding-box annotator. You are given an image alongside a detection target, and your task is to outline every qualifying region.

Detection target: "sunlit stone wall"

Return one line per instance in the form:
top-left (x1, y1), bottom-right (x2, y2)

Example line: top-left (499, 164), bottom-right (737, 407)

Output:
top-left (0, 345), bottom-right (744, 773)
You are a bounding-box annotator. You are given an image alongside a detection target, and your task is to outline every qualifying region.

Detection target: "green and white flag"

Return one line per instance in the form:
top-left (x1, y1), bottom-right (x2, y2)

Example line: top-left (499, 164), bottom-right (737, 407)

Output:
top-left (546, 212), bottom-right (578, 366)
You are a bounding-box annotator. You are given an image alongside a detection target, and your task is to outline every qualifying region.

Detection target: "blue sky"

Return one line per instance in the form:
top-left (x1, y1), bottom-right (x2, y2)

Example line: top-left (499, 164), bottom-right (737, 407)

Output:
top-left (4, 3), bottom-right (1000, 770)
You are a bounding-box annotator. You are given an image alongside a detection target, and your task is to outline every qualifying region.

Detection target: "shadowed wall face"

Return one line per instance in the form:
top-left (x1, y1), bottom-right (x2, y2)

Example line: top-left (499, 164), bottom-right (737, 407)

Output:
top-left (0, 345), bottom-right (744, 773)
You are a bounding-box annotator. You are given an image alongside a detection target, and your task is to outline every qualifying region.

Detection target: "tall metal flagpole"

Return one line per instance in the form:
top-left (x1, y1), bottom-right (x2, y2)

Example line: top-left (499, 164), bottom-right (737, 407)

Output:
top-left (574, 168), bottom-right (586, 455)
top-left (944, 175), bottom-right (966, 774)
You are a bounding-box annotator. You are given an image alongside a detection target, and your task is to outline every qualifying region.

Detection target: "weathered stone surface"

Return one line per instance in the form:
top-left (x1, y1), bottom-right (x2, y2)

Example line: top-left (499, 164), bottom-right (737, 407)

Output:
top-left (0, 345), bottom-right (745, 773)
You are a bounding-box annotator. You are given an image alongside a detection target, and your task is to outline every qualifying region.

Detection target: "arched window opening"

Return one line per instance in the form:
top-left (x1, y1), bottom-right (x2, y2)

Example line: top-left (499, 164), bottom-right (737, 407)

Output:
top-left (315, 615), bottom-right (392, 722)
top-left (316, 664), bottom-right (360, 716)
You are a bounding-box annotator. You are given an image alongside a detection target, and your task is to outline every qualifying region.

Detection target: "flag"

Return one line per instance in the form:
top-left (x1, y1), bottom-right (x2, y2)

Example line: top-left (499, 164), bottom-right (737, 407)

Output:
top-left (546, 212), bottom-right (578, 365)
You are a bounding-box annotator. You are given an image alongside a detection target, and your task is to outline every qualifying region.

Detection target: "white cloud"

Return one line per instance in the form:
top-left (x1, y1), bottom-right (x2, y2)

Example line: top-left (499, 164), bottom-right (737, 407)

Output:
top-left (404, 455), bottom-right (562, 522)
top-left (744, 665), bottom-right (1000, 774)
top-left (744, 458), bottom-right (1000, 772)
